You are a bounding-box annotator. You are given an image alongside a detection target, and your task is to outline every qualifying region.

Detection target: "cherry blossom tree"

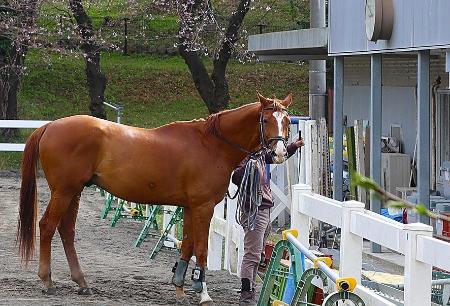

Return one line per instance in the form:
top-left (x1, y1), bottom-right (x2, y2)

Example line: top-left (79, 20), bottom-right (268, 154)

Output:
top-left (175, 0), bottom-right (252, 113)
top-left (0, 0), bottom-right (40, 139)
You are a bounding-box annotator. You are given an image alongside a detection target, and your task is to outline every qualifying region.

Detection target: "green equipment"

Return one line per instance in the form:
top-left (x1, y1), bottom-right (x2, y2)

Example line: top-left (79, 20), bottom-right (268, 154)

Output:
top-left (258, 229), bottom-right (366, 306)
top-left (149, 207), bottom-right (183, 259)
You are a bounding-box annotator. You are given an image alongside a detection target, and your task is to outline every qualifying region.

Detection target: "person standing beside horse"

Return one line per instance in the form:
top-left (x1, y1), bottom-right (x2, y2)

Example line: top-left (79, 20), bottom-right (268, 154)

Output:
top-left (232, 136), bottom-right (304, 306)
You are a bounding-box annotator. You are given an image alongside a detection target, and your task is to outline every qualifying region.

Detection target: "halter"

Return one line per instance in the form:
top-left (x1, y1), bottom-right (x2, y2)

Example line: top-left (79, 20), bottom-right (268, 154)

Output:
top-left (259, 105), bottom-right (291, 152)
top-left (215, 104), bottom-right (291, 156)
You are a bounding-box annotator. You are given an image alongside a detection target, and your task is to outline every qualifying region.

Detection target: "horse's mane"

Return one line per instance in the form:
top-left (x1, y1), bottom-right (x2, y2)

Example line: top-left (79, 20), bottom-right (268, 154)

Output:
top-left (204, 103), bottom-right (259, 136)
top-left (205, 114), bottom-right (220, 137)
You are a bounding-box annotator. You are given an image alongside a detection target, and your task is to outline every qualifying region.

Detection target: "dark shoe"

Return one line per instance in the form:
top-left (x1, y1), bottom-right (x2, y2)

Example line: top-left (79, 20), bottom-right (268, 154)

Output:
top-left (239, 290), bottom-right (257, 306)
top-left (239, 278), bottom-right (257, 306)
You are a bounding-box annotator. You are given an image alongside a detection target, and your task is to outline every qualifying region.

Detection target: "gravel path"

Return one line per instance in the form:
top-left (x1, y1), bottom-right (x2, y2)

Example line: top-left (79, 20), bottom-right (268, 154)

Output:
top-left (0, 174), bottom-right (240, 306)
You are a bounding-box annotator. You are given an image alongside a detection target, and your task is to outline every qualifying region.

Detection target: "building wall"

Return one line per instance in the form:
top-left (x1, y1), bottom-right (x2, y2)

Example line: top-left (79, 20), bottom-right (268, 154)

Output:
top-left (344, 86), bottom-right (416, 156)
top-left (329, 0), bottom-right (450, 55)
top-left (343, 55), bottom-right (448, 157)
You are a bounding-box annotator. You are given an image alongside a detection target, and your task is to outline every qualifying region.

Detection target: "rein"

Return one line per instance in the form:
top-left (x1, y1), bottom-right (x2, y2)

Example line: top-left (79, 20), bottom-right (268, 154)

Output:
top-left (234, 153), bottom-right (266, 230)
top-left (214, 128), bottom-right (253, 155)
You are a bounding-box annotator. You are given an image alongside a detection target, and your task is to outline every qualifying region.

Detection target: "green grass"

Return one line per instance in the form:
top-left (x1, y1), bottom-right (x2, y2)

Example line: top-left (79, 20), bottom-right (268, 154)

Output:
top-left (146, 16), bottom-right (178, 33)
top-left (0, 49), bottom-right (308, 169)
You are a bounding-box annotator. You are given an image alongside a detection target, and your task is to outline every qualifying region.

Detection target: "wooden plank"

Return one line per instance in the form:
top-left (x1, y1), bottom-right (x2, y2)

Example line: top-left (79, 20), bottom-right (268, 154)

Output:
top-left (346, 126), bottom-right (357, 199)
top-left (319, 118), bottom-right (331, 197)
top-left (310, 121), bottom-right (319, 194)
top-left (354, 120), bottom-right (367, 204)
top-left (305, 121), bottom-right (313, 186)
top-left (299, 121), bottom-right (307, 184)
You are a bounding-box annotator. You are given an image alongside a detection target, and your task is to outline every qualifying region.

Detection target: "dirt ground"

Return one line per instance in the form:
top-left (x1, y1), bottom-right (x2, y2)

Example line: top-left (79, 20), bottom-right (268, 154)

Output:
top-left (0, 173), bottom-right (240, 306)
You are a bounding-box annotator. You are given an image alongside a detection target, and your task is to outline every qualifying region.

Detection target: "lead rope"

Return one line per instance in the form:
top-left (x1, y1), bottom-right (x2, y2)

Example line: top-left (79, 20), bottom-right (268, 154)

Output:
top-left (234, 153), bottom-right (265, 230)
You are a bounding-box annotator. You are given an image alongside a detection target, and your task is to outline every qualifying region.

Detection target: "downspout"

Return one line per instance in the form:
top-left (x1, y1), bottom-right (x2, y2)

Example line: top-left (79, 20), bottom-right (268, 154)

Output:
top-left (309, 0), bottom-right (327, 120)
top-left (431, 76), bottom-right (441, 191)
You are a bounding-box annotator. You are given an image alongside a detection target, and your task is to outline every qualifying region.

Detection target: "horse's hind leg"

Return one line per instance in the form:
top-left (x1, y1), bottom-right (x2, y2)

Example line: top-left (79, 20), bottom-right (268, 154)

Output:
top-left (38, 191), bottom-right (75, 294)
top-left (57, 193), bottom-right (91, 295)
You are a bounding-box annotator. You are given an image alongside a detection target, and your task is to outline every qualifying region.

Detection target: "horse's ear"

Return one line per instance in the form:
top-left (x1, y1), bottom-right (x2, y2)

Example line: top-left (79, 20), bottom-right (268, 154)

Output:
top-left (257, 92), bottom-right (272, 107)
top-left (281, 93), bottom-right (293, 108)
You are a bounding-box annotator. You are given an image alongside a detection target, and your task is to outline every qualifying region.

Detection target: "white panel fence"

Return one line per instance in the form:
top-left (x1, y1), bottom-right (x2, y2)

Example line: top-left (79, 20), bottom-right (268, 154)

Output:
top-left (208, 182), bottom-right (450, 306)
top-left (0, 120), bottom-right (50, 152)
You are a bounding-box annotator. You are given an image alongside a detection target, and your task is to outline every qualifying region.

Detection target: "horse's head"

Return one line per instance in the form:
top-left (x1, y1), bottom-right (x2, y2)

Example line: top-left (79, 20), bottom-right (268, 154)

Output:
top-left (257, 92), bottom-right (293, 164)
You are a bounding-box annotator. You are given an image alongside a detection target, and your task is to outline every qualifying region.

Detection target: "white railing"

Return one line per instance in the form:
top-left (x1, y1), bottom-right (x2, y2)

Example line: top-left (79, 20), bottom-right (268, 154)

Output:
top-left (0, 120), bottom-right (50, 152)
top-left (208, 181), bottom-right (450, 305)
top-left (292, 183), bottom-right (450, 306)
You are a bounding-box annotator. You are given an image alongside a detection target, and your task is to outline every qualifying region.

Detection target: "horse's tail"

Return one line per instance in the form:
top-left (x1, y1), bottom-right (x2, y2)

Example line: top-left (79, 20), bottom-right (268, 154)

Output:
top-left (17, 124), bottom-right (48, 264)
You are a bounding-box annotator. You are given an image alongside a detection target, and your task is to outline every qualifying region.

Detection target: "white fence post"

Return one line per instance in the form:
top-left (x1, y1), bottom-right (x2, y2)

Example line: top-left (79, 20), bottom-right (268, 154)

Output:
top-left (403, 223), bottom-right (433, 306)
top-left (163, 206), bottom-right (176, 237)
top-left (208, 199), bottom-right (225, 270)
top-left (299, 120), bottom-right (306, 184)
top-left (339, 200), bottom-right (364, 283)
top-left (304, 121), bottom-right (313, 187)
top-left (291, 184), bottom-right (312, 247)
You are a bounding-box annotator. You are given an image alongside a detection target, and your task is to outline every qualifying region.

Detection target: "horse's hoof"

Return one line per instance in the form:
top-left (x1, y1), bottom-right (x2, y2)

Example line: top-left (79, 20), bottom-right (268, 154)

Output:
top-left (176, 296), bottom-right (191, 305)
top-left (42, 287), bottom-right (56, 295)
top-left (77, 287), bottom-right (92, 295)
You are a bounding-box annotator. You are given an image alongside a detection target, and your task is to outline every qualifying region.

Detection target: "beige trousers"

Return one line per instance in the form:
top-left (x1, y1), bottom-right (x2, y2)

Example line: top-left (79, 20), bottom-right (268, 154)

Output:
top-left (240, 208), bottom-right (271, 289)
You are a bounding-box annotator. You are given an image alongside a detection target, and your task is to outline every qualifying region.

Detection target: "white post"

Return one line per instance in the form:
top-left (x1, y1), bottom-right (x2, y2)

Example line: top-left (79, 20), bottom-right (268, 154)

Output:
top-left (403, 223), bottom-right (433, 306)
top-left (304, 121), bottom-right (313, 187)
top-left (224, 183), bottom-right (243, 275)
top-left (291, 184), bottom-right (312, 247)
top-left (163, 206), bottom-right (176, 236)
top-left (339, 200), bottom-right (365, 283)
top-left (310, 122), bottom-right (319, 193)
top-left (299, 120), bottom-right (306, 184)
top-left (208, 200), bottom-right (225, 270)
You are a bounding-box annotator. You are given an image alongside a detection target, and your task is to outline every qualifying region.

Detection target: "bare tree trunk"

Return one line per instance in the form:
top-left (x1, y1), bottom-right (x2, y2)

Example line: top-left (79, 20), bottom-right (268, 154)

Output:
top-left (178, 0), bottom-right (251, 114)
top-left (69, 0), bottom-right (107, 119)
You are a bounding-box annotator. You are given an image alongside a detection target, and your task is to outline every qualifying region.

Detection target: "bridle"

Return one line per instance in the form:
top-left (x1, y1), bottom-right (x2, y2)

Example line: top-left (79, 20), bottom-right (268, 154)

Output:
top-left (259, 106), bottom-right (291, 154)
top-left (214, 104), bottom-right (291, 156)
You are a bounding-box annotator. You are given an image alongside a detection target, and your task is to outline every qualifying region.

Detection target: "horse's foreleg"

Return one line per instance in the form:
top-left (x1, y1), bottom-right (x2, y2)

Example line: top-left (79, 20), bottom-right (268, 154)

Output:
top-left (191, 205), bottom-right (214, 305)
top-left (172, 207), bottom-right (194, 302)
top-left (57, 193), bottom-right (91, 295)
top-left (38, 192), bottom-right (74, 294)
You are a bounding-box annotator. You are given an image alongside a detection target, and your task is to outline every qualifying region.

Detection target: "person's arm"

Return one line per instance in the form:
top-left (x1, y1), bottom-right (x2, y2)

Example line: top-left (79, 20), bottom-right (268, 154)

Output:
top-left (265, 138), bottom-right (305, 164)
top-left (231, 158), bottom-right (248, 186)
top-left (286, 143), bottom-right (300, 159)
top-left (287, 138), bottom-right (305, 159)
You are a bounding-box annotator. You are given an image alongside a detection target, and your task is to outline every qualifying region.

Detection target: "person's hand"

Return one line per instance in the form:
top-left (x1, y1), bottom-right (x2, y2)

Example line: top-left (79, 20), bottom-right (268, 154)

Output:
top-left (294, 137), bottom-right (305, 148)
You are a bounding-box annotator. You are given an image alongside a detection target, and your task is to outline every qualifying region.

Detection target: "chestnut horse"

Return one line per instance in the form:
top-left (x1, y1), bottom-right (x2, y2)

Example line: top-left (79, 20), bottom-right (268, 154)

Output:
top-left (17, 93), bottom-right (292, 304)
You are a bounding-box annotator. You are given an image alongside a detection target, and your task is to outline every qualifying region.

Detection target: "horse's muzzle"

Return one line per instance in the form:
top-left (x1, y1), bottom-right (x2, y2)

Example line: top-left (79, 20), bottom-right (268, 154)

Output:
top-left (271, 140), bottom-right (288, 164)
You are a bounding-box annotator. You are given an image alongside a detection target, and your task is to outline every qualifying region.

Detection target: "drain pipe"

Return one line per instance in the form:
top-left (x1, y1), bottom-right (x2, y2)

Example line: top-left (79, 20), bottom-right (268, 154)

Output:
top-left (447, 50), bottom-right (450, 88)
top-left (309, 0), bottom-right (327, 120)
top-left (431, 76), bottom-right (441, 191)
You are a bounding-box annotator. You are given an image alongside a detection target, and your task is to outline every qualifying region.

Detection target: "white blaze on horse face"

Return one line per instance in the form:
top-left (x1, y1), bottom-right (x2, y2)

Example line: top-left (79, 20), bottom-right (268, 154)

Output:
top-left (273, 111), bottom-right (288, 163)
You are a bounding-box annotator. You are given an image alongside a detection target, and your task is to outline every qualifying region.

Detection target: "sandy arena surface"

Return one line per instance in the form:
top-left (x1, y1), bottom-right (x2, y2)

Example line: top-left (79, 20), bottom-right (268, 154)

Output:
top-left (0, 173), bottom-right (240, 306)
